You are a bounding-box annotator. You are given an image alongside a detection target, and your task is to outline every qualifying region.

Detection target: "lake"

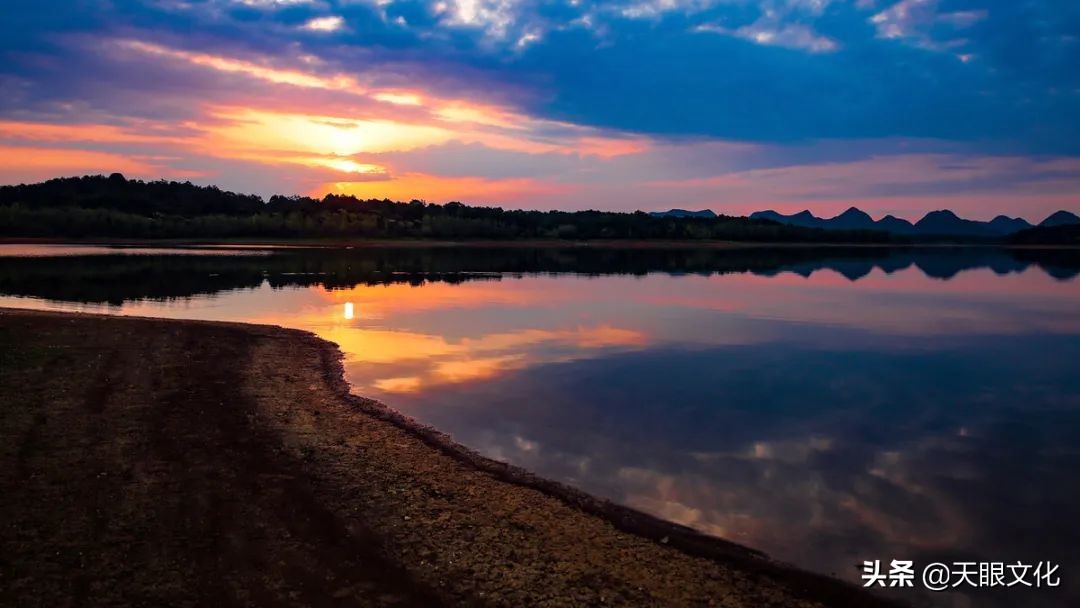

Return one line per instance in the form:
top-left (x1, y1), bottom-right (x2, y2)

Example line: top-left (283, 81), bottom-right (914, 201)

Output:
top-left (2, 243), bottom-right (1078, 607)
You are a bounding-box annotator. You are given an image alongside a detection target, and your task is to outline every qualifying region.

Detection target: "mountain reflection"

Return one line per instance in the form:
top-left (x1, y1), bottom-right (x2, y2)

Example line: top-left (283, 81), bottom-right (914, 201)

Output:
top-left (1, 245), bottom-right (1078, 305)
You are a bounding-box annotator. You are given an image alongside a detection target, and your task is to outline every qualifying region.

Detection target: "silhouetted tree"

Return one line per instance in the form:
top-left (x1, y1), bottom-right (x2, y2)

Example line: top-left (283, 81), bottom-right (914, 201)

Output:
top-left (0, 174), bottom-right (910, 243)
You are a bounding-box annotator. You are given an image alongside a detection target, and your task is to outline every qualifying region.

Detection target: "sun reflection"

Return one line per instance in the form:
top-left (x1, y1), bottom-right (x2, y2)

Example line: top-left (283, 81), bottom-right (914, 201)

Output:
top-left (343, 302), bottom-right (354, 320)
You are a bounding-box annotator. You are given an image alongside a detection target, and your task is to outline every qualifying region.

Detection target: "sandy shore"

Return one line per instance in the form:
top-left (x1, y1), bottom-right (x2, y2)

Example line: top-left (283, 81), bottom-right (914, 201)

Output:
top-left (0, 308), bottom-right (897, 607)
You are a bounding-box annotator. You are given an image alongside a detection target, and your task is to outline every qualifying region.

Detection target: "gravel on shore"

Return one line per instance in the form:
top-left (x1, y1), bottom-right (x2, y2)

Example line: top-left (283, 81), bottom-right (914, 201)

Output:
top-left (0, 308), bottom-right (896, 607)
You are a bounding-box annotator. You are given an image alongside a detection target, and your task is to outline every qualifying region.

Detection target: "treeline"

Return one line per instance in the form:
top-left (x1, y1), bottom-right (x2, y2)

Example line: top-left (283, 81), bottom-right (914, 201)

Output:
top-left (0, 174), bottom-right (904, 242)
top-left (1009, 224), bottom-right (1080, 246)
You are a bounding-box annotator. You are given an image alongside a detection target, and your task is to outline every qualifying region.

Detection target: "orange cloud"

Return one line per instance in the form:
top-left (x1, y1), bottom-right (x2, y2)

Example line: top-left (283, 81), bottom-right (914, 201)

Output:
top-left (0, 145), bottom-right (162, 178)
top-left (374, 92), bottom-right (424, 106)
top-left (119, 40), bottom-right (371, 96)
top-left (119, 39), bottom-right (651, 158)
top-left (202, 107), bottom-right (454, 156)
top-left (2, 39), bottom-right (650, 191)
top-left (0, 121), bottom-right (188, 145)
top-left (576, 136), bottom-right (650, 158)
top-left (434, 101), bottom-right (524, 130)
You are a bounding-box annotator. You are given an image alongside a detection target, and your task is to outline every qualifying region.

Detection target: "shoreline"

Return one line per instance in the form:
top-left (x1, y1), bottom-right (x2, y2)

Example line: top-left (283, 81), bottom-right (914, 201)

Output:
top-left (311, 323), bottom-right (902, 607)
top-left (0, 307), bottom-right (899, 606)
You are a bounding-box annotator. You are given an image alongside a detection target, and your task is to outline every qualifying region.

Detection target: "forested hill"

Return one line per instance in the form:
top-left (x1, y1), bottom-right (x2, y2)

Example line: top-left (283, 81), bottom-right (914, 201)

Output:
top-left (0, 174), bottom-right (901, 242)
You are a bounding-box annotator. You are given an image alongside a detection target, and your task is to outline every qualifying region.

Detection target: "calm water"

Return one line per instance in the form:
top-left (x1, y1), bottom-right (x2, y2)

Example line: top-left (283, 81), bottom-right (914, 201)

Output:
top-left (2, 244), bottom-right (1079, 607)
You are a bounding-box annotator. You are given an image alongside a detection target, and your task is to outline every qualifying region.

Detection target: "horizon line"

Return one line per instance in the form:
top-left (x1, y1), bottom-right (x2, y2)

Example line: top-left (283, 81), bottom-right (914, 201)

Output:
top-left (3, 173), bottom-right (1078, 226)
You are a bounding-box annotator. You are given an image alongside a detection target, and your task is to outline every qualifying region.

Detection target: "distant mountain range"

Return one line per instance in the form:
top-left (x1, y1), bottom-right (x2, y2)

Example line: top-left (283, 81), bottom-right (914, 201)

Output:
top-left (745, 207), bottom-right (1080, 237)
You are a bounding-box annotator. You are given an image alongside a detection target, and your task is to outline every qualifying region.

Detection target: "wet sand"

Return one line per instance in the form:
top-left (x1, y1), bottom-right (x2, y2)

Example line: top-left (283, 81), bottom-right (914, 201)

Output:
top-left (0, 308), bottom-right (897, 607)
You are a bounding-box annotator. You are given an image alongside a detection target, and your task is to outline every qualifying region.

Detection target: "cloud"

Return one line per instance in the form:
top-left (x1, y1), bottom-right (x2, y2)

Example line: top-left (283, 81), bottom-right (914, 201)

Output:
top-left (5, 0), bottom-right (1078, 151)
top-left (302, 15), bottom-right (346, 32)
top-left (0, 145), bottom-right (183, 182)
top-left (234, 0), bottom-right (317, 7)
top-left (442, 0), bottom-right (518, 37)
top-left (0, 0), bottom-right (1076, 216)
top-left (695, 22), bottom-right (838, 53)
top-left (869, 0), bottom-right (987, 50)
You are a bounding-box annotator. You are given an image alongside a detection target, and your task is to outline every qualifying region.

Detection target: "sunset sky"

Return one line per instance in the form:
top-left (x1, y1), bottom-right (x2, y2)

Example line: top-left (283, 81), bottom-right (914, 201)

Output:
top-left (2, 0), bottom-right (1077, 220)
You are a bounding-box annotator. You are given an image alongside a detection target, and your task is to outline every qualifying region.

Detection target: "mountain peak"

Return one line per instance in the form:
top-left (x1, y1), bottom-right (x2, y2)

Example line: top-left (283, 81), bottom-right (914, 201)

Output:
top-left (826, 207), bottom-right (876, 230)
top-left (750, 206), bottom-right (1074, 237)
top-left (749, 209), bottom-right (823, 229)
top-left (836, 207), bottom-right (871, 219)
top-left (986, 215), bottom-right (1033, 235)
top-left (922, 209), bottom-right (959, 220)
top-left (1040, 210), bottom-right (1080, 227)
top-left (877, 215), bottom-right (914, 230)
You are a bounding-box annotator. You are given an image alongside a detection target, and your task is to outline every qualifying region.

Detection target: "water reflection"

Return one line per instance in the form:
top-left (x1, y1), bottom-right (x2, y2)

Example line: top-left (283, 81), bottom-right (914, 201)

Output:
top-left (1, 245), bottom-right (1078, 306)
top-left (1, 244), bottom-right (1078, 607)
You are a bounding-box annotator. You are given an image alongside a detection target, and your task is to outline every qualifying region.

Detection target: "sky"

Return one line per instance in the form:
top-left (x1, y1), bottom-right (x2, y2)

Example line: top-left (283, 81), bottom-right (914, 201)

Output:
top-left (1, 0), bottom-right (1077, 221)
